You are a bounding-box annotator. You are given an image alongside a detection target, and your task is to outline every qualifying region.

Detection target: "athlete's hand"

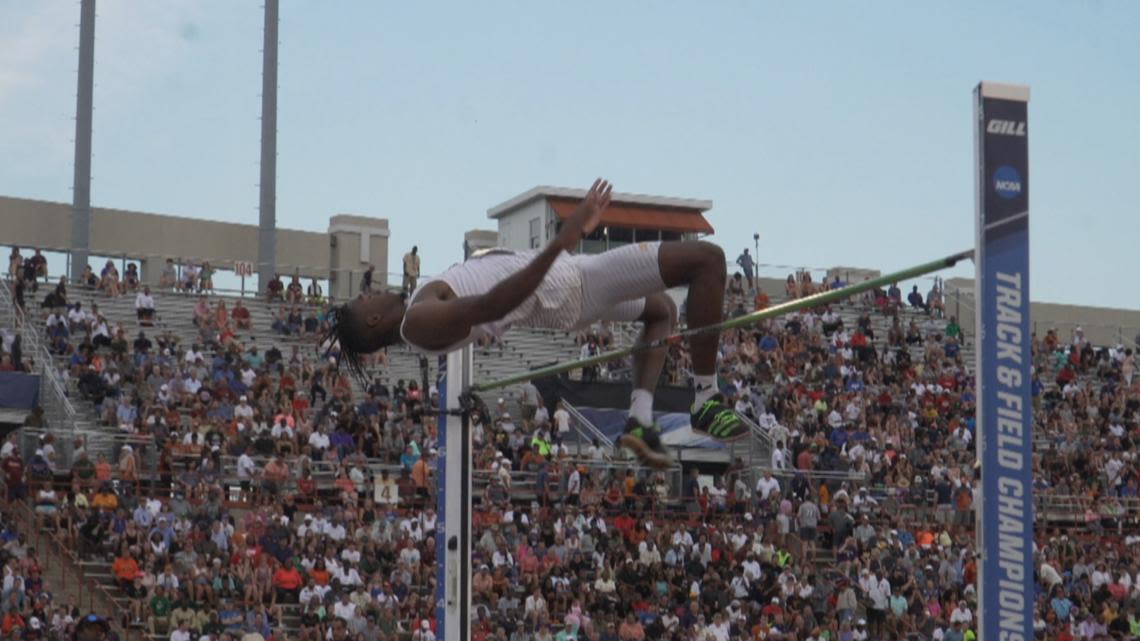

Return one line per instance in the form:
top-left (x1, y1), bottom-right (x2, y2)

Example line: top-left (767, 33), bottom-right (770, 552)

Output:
top-left (555, 178), bottom-right (612, 251)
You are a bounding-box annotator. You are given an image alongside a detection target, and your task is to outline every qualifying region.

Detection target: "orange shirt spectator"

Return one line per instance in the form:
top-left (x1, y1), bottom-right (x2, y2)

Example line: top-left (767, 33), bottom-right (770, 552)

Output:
top-left (623, 475), bottom-right (636, 498)
top-left (412, 458), bottom-right (430, 490)
top-left (113, 555), bottom-right (142, 582)
top-left (94, 459), bottom-right (113, 482)
top-left (754, 290), bottom-right (770, 311)
top-left (92, 488), bottom-right (119, 511)
top-left (916, 529), bottom-right (935, 549)
top-left (273, 564), bottom-right (303, 591)
top-left (309, 567), bottom-right (331, 586)
top-left (618, 615), bottom-right (645, 641)
top-left (2, 612), bottom-right (25, 634)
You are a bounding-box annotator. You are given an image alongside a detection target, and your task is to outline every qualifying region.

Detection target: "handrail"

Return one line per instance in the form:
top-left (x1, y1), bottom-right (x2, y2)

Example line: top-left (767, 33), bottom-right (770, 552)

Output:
top-left (736, 409), bottom-right (774, 449)
top-left (0, 282), bottom-right (78, 426)
top-left (739, 464), bottom-right (867, 482)
top-left (20, 248), bottom-right (437, 300)
top-left (561, 400), bottom-right (614, 449)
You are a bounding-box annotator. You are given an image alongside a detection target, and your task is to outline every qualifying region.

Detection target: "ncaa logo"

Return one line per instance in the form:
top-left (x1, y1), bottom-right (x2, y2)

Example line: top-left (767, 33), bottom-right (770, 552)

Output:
top-left (993, 165), bottom-right (1022, 200)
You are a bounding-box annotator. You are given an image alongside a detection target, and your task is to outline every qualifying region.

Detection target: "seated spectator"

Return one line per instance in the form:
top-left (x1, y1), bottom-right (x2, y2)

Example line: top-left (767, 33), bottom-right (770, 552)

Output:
top-left (214, 300), bottom-right (229, 329)
top-left (181, 263), bottom-right (199, 293)
top-left (271, 308), bottom-right (290, 336)
top-left (266, 274), bottom-right (284, 302)
top-left (287, 307), bottom-right (303, 335)
top-left (160, 258), bottom-right (178, 289)
top-left (99, 260), bottom-right (121, 297)
top-left (232, 300), bottom-right (252, 330)
top-left (285, 276), bottom-right (303, 303)
top-left (193, 297), bottom-right (210, 327)
top-left (198, 262), bottom-right (215, 292)
top-left (124, 262), bottom-right (140, 291)
top-left (306, 279), bottom-right (324, 304)
top-left (42, 276), bottom-right (68, 309)
top-left (80, 264), bottom-right (98, 288)
top-left (136, 286), bottom-right (157, 326)
top-left (907, 285), bottom-right (927, 311)
top-left (927, 284), bottom-right (944, 317)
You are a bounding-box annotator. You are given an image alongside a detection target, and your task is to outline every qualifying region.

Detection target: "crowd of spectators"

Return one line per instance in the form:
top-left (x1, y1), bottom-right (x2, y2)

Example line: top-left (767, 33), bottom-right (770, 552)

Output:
top-left (6, 280), bottom-right (453, 641)
top-left (0, 504), bottom-right (104, 641)
top-left (456, 280), bottom-right (1140, 640)
top-left (5, 243), bottom-right (1140, 640)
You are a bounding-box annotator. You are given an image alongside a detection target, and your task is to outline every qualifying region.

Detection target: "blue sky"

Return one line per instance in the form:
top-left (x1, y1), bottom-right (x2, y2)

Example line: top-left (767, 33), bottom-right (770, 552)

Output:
top-left (1, 1), bottom-right (1138, 308)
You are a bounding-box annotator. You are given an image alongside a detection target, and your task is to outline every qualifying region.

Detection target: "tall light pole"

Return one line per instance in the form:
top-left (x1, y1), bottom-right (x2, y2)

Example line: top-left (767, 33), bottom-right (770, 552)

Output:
top-left (70, 0), bottom-right (96, 282)
top-left (256, 0), bottom-right (280, 292)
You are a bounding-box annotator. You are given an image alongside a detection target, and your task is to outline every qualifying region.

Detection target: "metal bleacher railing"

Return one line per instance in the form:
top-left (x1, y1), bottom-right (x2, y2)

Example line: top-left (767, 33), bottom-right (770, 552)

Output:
top-left (0, 280), bottom-right (80, 431)
top-left (13, 248), bottom-right (429, 301)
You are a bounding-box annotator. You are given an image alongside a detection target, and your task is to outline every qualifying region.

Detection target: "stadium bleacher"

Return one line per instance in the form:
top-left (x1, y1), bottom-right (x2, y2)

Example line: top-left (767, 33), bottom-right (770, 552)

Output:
top-left (1, 256), bottom-right (1139, 641)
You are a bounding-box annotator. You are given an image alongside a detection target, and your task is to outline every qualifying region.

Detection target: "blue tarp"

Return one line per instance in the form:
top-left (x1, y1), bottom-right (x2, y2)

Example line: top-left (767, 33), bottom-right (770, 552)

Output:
top-left (0, 373), bottom-right (40, 410)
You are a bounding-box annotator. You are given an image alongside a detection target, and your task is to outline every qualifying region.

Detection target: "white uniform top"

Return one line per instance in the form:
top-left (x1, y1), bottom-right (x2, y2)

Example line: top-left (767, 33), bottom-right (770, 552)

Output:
top-left (400, 249), bottom-right (584, 355)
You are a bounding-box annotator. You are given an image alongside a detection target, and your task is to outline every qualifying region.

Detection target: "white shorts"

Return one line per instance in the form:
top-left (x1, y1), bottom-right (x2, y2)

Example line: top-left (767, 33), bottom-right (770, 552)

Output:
top-left (574, 242), bottom-right (666, 326)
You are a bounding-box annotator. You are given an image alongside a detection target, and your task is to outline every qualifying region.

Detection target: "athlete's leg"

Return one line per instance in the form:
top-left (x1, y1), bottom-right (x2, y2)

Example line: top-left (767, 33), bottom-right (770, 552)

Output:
top-left (657, 241), bottom-right (750, 441)
top-left (656, 241), bottom-right (725, 379)
top-left (575, 245), bottom-right (676, 467)
top-left (632, 293), bottom-right (676, 393)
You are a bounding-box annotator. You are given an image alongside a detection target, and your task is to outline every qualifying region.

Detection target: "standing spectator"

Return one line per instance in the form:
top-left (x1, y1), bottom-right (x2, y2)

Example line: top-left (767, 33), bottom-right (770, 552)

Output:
top-left (519, 381), bottom-right (543, 423)
top-left (736, 248), bottom-right (755, 291)
top-left (360, 265), bottom-right (374, 294)
top-left (553, 401), bottom-right (571, 437)
top-left (136, 286), bottom-right (156, 326)
top-left (402, 247), bottom-right (420, 293)
top-left (7, 248), bottom-right (22, 281)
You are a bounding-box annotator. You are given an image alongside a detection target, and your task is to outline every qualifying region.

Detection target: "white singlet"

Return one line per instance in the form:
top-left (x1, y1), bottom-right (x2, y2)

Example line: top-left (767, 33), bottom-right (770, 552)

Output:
top-left (400, 243), bottom-right (665, 355)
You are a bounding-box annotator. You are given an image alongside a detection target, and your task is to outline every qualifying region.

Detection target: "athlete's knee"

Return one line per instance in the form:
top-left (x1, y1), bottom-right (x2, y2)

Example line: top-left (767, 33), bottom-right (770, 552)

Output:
top-left (641, 293), bottom-right (677, 326)
top-left (696, 241), bottom-right (727, 280)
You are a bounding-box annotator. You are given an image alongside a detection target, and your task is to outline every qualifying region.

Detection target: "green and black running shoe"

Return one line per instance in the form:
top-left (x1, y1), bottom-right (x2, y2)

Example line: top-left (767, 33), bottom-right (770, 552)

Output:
top-left (691, 395), bottom-right (750, 441)
top-left (618, 419), bottom-right (673, 469)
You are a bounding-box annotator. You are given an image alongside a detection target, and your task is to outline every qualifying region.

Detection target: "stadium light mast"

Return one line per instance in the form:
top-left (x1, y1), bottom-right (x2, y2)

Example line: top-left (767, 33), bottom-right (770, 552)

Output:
top-left (70, 0), bottom-right (96, 282)
top-left (256, 0), bottom-right (280, 291)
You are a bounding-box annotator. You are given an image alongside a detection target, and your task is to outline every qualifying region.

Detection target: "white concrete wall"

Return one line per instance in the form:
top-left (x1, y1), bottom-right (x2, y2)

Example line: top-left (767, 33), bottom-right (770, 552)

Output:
top-left (0, 196), bottom-right (388, 294)
top-left (494, 200), bottom-right (549, 250)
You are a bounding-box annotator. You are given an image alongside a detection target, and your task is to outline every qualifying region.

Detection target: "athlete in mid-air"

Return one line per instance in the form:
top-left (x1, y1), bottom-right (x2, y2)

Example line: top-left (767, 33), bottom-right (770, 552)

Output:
top-left (325, 179), bottom-right (748, 468)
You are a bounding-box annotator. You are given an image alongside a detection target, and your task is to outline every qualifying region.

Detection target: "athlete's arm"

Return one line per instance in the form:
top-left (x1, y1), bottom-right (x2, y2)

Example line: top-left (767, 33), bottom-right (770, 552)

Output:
top-left (401, 179), bottom-right (612, 352)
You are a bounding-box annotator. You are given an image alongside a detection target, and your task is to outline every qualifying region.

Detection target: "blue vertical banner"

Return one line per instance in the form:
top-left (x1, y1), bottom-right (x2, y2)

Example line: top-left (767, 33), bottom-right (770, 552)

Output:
top-left (974, 82), bottom-right (1032, 641)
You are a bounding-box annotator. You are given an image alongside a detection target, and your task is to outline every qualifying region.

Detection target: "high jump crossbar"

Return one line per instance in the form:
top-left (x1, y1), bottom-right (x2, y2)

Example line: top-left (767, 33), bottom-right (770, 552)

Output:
top-left (469, 249), bottom-right (974, 392)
